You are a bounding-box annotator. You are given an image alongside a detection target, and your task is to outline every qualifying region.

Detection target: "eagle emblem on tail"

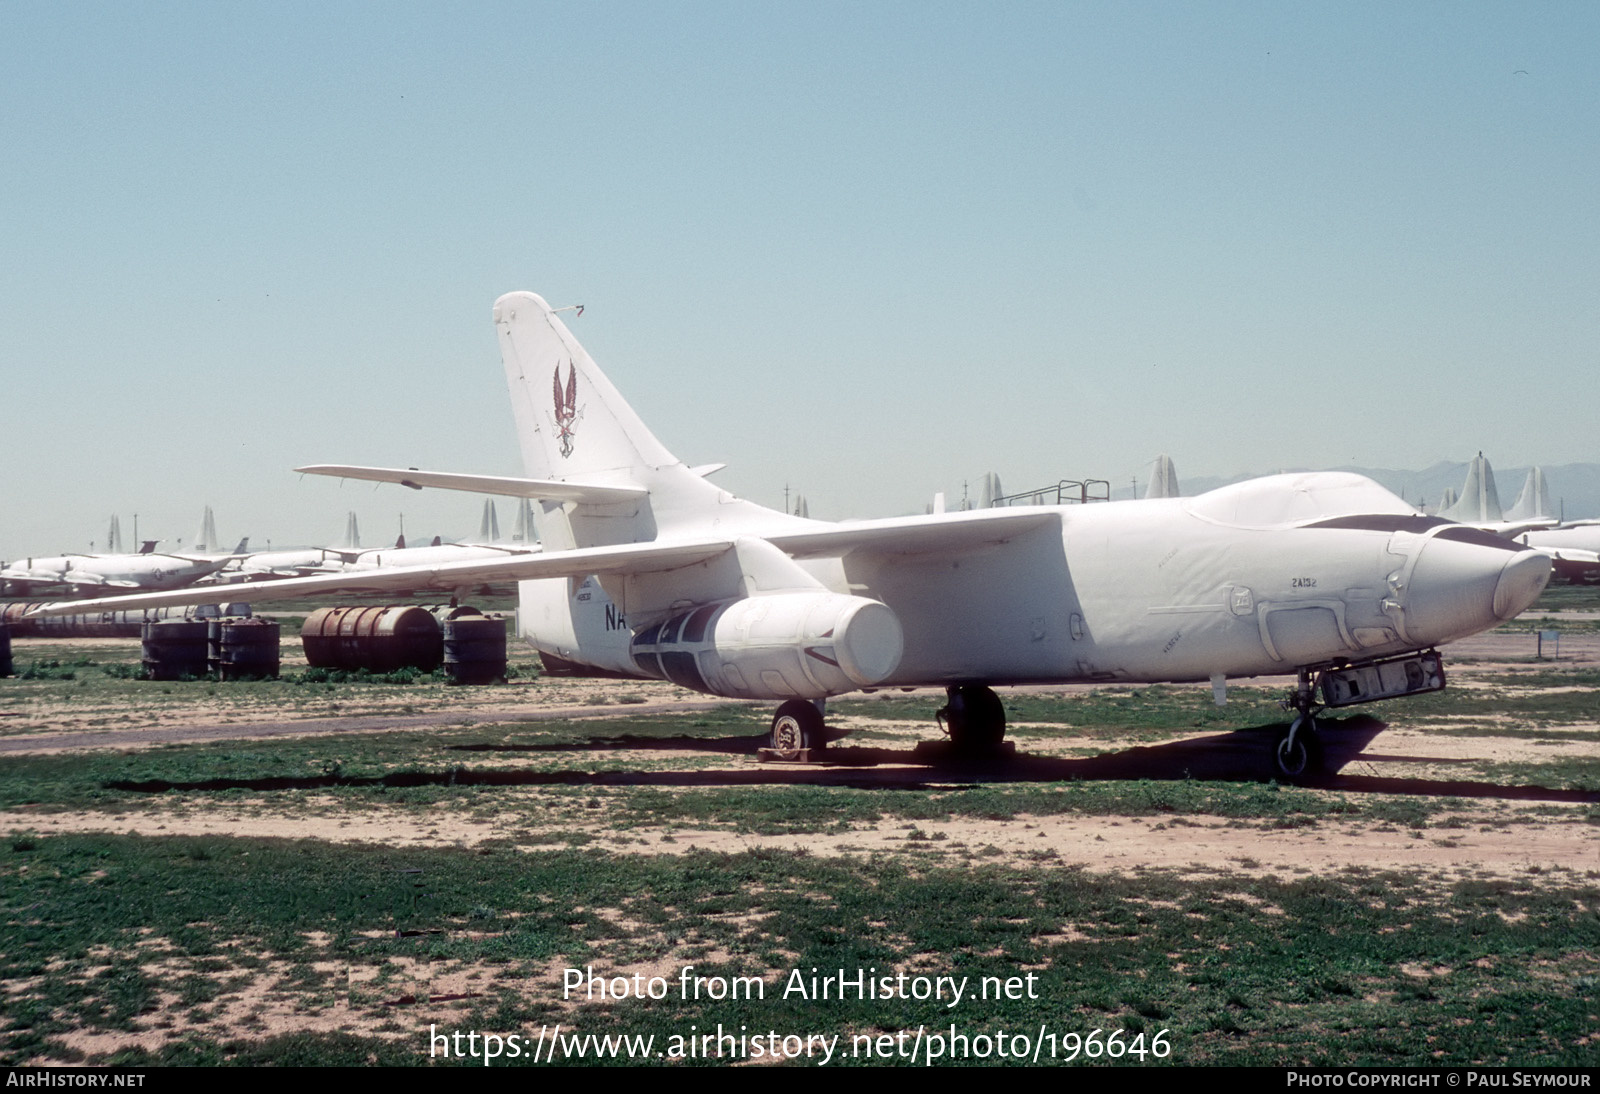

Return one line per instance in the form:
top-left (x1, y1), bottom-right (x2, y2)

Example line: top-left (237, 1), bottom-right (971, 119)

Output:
top-left (552, 362), bottom-right (580, 458)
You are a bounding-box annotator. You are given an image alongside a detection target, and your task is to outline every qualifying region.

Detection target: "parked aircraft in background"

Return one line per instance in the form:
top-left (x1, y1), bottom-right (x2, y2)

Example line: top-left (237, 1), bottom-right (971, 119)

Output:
top-left (1437, 454), bottom-right (1559, 538)
top-left (34, 292), bottom-right (1551, 777)
top-left (1516, 524), bottom-right (1600, 584)
top-left (222, 512), bottom-right (365, 582)
top-left (1428, 455), bottom-right (1596, 581)
top-left (1145, 455), bottom-right (1180, 499)
top-left (58, 541), bottom-right (247, 592)
top-left (221, 505), bottom-right (540, 586)
top-left (3, 508), bottom-right (243, 595)
top-left (0, 554), bottom-right (83, 595)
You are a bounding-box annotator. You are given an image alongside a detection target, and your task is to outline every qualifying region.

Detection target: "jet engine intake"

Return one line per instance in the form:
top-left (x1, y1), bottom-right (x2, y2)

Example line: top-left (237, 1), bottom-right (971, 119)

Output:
top-left (630, 593), bottom-right (904, 700)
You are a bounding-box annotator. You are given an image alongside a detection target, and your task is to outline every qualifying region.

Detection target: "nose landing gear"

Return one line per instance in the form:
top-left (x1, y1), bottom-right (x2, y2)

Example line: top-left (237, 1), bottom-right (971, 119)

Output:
top-left (1275, 668), bottom-right (1324, 780)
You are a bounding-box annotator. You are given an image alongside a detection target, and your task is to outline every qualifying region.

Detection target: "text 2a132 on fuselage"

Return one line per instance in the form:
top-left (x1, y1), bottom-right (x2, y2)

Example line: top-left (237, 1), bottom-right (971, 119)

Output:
top-left (30, 292), bottom-right (1550, 778)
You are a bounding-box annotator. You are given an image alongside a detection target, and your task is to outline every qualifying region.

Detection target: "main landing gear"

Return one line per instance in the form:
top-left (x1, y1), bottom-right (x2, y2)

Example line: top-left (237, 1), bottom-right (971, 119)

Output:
top-left (937, 685), bottom-right (1007, 754)
top-left (769, 699), bottom-right (826, 762)
top-left (1275, 668), bottom-right (1324, 780)
top-left (764, 686), bottom-right (1010, 763)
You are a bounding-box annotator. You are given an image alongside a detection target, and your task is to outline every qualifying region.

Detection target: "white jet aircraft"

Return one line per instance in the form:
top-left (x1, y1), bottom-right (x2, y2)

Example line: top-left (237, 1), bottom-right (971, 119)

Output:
top-left (56, 538), bottom-right (249, 592)
top-left (34, 292), bottom-right (1552, 777)
top-left (3, 537), bottom-right (244, 595)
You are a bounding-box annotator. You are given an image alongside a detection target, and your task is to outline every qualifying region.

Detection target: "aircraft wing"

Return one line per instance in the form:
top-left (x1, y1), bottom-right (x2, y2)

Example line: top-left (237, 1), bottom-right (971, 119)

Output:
top-left (29, 510), bottom-right (1058, 619)
top-left (27, 537), bottom-right (734, 618)
top-left (766, 508), bottom-right (1059, 558)
top-left (296, 464), bottom-right (647, 504)
top-left (1543, 547), bottom-right (1600, 565)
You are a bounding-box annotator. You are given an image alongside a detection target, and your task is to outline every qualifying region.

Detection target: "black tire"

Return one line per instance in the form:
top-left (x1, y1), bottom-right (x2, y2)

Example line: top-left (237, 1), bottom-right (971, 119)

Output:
top-left (939, 685), bottom-right (1007, 753)
top-left (771, 700), bottom-right (825, 760)
top-left (1274, 715), bottom-right (1323, 780)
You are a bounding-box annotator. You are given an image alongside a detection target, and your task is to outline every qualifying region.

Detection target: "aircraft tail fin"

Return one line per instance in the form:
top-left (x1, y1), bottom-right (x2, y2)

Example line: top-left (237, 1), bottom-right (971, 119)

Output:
top-left (193, 506), bottom-right (220, 553)
top-left (1145, 454), bottom-right (1181, 499)
top-left (493, 291), bottom-right (792, 549)
top-left (1506, 466), bottom-right (1552, 523)
top-left (1439, 453), bottom-right (1503, 523)
top-left (494, 292), bottom-right (679, 483)
top-left (978, 471), bottom-right (1004, 509)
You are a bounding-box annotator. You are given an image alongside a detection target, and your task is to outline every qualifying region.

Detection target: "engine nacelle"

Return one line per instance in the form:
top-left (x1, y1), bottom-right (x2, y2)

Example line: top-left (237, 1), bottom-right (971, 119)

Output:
top-left (629, 593), bottom-right (904, 700)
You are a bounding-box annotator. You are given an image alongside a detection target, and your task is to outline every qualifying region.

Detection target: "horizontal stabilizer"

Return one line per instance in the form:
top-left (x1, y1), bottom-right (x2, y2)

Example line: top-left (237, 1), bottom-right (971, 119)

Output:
top-left (28, 537), bottom-right (735, 618)
top-left (295, 464), bottom-right (647, 505)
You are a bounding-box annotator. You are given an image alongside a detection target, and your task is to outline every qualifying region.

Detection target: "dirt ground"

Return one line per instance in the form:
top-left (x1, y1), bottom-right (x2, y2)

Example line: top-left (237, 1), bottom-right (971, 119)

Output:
top-left (2, 628), bottom-right (1596, 884)
top-left (3, 624), bottom-right (1598, 1066)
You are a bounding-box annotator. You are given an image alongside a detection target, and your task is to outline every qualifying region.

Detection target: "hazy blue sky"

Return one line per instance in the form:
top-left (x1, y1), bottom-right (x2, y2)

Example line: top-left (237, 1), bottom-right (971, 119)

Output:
top-left (4, 2), bottom-right (1596, 559)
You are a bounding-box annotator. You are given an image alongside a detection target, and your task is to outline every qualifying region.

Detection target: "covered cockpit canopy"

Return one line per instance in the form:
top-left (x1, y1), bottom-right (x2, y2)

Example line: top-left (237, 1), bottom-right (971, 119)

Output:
top-left (1183, 472), bottom-right (1419, 530)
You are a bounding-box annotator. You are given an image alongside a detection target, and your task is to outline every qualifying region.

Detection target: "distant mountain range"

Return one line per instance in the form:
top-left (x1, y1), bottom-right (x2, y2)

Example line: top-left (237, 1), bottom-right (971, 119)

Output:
top-left (1114, 461), bottom-right (1600, 522)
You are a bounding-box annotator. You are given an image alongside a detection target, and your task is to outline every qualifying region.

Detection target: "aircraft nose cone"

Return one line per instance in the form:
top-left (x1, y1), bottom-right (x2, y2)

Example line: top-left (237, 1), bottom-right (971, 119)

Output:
top-left (1404, 536), bottom-right (1548, 644)
top-left (1492, 549), bottom-right (1551, 621)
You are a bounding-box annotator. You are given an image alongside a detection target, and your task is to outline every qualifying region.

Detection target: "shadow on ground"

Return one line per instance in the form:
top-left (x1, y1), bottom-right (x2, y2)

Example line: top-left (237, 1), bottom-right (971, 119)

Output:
top-left (104, 715), bottom-right (1598, 803)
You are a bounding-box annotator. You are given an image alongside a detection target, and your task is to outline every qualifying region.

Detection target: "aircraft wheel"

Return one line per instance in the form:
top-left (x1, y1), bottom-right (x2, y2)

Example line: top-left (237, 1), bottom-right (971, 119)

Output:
top-left (1274, 715), bottom-right (1322, 780)
top-left (939, 685), bottom-right (1007, 753)
top-left (771, 700), bottom-right (825, 760)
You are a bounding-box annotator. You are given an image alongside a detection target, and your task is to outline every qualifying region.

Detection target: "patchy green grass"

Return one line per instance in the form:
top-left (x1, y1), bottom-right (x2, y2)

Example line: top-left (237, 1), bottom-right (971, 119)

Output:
top-left (1396, 670), bottom-right (1600, 729)
top-left (1, 834), bottom-right (1595, 1066)
top-left (4, 622), bottom-right (1597, 1065)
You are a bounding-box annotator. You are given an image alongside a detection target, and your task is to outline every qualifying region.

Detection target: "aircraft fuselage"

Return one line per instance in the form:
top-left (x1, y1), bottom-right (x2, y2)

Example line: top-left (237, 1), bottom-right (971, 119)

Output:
top-left (521, 491), bottom-right (1544, 695)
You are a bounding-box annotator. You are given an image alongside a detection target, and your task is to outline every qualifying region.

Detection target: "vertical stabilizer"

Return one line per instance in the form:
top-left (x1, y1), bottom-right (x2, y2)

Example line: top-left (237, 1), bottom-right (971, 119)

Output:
top-left (1439, 453), bottom-right (1503, 523)
top-left (979, 471), bottom-right (1004, 508)
top-left (1145, 455), bottom-right (1181, 499)
top-left (492, 291), bottom-right (797, 549)
top-left (494, 292), bottom-right (679, 482)
top-left (512, 499), bottom-right (535, 543)
top-left (479, 500), bottom-right (501, 542)
top-left (339, 511), bottom-right (362, 550)
top-left (107, 515), bottom-right (123, 555)
top-left (1506, 467), bottom-right (1552, 523)
top-left (193, 506), bottom-right (220, 553)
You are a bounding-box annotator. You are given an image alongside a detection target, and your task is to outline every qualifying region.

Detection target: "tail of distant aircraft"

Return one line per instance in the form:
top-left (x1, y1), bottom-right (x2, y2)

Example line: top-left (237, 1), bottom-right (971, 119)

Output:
top-left (338, 511), bottom-right (361, 550)
top-left (1506, 466), bottom-right (1552, 523)
top-left (511, 498), bottom-right (535, 544)
top-left (1438, 453), bottom-right (1502, 524)
top-left (193, 506), bottom-right (220, 553)
top-left (1145, 454), bottom-right (1181, 500)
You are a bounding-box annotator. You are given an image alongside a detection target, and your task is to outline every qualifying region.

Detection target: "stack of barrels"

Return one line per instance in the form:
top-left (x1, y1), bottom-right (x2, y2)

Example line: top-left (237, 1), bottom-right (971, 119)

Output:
top-left (300, 604), bottom-right (507, 684)
top-left (141, 614), bottom-right (281, 681)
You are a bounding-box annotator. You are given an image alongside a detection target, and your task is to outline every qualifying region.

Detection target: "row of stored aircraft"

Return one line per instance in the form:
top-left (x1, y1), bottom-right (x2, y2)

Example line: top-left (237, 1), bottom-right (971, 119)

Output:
top-left (1426, 454), bottom-right (1600, 582)
top-left (0, 507), bottom-right (249, 595)
top-left (33, 291), bottom-right (1555, 778)
top-left (2, 502), bottom-right (540, 596)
